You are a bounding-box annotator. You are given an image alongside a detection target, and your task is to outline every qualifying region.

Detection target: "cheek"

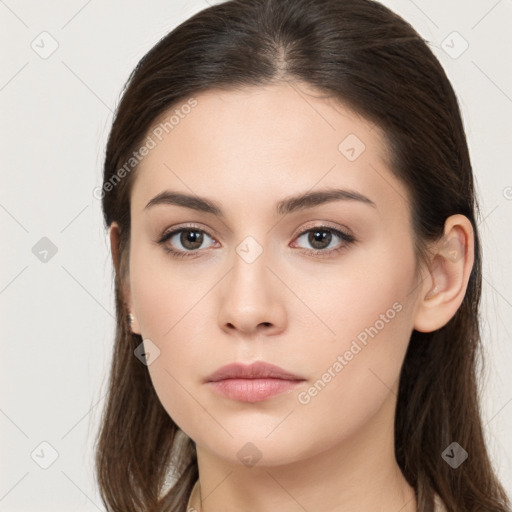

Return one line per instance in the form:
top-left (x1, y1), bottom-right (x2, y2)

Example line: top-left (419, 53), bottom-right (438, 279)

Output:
top-left (129, 239), bottom-right (209, 337)
top-left (289, 297), bottom-right (414, 459)
top-left (136, 310), bottom-right (214, 435)
top-left (129, 248), bottom-right (221, 431)
top-left (289, 240), bottom-right (416, 357)
top-left (303, 292), bottom-right (411, 391)
top-left (293, 243), bottom-right (416, 417)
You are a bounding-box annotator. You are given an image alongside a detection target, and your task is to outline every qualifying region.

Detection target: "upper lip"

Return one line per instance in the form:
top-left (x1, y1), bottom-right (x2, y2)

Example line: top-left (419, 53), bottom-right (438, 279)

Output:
top-left (205, 361), bottom-right (305, 382)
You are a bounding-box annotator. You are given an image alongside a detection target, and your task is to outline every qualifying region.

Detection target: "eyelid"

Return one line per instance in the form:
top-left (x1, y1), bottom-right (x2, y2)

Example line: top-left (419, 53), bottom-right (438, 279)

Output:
top-left (291, 220), bottom-right (354, 239)
top-left (159, 221), bottom-right (214, 235)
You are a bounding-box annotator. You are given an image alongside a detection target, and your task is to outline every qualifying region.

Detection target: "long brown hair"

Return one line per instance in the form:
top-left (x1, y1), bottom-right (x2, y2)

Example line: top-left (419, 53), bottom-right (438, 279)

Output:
top-left (95, 0), bottom-right (511, 510)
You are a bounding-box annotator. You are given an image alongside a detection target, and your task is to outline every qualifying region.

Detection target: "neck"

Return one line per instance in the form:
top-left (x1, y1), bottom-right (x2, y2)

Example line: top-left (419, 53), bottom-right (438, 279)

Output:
top-left (190, 390), bottom-right (417, 512)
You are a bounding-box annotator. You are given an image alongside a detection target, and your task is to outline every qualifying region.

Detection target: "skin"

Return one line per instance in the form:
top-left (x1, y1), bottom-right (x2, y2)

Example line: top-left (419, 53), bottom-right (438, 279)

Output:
top-left (110, 81), bottom-right (474, 512)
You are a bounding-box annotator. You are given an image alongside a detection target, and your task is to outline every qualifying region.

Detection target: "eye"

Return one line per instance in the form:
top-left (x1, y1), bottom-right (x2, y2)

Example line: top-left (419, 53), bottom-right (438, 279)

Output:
top-left (156, 223), bottom-right (356, 259)
top-left (291, 225), bottom-right (356, 257)
top-left (156, 225), bottom-right (217, 259)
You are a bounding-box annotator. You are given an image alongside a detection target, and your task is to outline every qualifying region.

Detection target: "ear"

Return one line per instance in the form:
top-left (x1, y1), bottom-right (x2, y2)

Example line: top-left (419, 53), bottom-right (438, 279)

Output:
top-left (413, 214), bottom-right (475, 333)
top-left (109, 222), bottom-right (141, 335)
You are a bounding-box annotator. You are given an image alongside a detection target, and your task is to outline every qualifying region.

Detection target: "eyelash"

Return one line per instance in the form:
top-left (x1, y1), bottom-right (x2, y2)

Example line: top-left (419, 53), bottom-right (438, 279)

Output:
top-left (156, 223), bottom-right (356, 260)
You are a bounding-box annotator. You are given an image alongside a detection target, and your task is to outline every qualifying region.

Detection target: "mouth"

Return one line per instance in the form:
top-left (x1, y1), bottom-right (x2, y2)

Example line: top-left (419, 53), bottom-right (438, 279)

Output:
top-left (205, 361), bottom-right (306, 403)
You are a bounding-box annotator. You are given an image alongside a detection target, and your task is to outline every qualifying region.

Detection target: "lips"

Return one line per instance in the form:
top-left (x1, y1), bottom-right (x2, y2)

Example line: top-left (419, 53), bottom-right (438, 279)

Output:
top-left (205, 361), bottom-right (305, 383)
top-left (205, 361), bottom-right (306, 402)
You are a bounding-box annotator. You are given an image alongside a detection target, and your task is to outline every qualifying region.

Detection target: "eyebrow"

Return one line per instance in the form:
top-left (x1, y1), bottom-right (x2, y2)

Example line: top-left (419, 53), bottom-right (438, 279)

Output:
top-left (144, 187), bottom-right (376, 217)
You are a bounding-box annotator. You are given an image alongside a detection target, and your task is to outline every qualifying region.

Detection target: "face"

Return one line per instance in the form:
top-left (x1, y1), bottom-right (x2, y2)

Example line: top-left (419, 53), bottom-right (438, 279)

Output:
top-left (123, 82), bottom-right (424, 467)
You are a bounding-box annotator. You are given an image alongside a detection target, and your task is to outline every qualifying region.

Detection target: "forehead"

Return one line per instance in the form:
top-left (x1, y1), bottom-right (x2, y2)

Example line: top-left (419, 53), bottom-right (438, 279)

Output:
top-left (146, 82), bottom-right (387, 157)
top-left (131, 82), bottom-right (409, 221)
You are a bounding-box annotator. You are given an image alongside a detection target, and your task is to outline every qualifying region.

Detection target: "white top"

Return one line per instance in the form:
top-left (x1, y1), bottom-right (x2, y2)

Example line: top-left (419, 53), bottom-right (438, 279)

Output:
top-left (186, 480), bottom-right (448, 511)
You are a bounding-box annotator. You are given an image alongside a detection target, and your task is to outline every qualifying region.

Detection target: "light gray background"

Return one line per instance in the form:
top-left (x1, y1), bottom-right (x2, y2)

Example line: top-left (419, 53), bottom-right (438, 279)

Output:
top-left (1, 0), bottom-right (511, 510)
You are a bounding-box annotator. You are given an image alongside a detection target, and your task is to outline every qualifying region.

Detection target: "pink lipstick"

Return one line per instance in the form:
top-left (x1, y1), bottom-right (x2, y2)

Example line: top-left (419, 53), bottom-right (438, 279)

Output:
top-left (205, 361), bottom-right (306, 402)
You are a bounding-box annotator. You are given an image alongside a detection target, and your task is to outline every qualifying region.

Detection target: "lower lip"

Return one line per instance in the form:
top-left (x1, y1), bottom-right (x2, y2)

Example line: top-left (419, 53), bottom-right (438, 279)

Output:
top-left (207, 378), bottom-right (304, 402)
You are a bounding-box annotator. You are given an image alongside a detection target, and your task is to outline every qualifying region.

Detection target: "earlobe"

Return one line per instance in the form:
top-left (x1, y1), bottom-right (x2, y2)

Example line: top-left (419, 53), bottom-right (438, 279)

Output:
top-left (127, 312), bottom-right (141, 335)
top-left (413, 214), bottom-right (474, 333)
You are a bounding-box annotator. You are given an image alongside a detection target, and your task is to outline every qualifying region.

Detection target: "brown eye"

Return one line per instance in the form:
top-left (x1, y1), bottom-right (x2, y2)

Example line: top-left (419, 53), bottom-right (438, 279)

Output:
top-left (157, 227), bottom-right (216, 258)
top-left (178, 229), bottom-right (205, 251)
top-left (293, 226), bottom-right (355, 256)
top-left (306, 229), bottom-right (333, 250)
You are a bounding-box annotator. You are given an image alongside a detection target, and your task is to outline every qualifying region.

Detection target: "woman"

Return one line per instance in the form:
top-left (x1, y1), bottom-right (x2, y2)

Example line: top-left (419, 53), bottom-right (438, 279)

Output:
top-left (94, 0), bottom-right (511, 510)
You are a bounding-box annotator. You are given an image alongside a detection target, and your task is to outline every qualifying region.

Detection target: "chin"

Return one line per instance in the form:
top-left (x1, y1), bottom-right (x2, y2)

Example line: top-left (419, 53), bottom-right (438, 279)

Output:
top-left (195, 430), bottom-right (326, 469)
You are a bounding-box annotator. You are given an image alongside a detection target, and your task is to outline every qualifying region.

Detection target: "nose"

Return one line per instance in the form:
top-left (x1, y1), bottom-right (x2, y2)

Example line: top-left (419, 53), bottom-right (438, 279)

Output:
top-left (217, 249), bottom-right (287, 337)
